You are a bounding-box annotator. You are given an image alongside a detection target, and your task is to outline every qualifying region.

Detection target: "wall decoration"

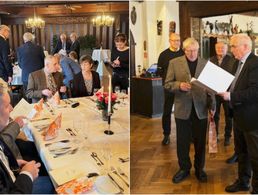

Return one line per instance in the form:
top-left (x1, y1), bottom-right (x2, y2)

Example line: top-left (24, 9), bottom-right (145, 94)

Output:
top-left (157, 20), bottom-right (162, 35)
top-left (131, 6), bottom-right (137, 25)
top-left (169, 21), bottom-right (176, 33)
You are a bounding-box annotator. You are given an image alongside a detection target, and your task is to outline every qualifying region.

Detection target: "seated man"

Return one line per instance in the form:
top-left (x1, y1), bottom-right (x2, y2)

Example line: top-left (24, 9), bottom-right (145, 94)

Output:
top-left (0, 78), bottom-right (54, 193)
top-left (26, 55), bottom-right (67, 103)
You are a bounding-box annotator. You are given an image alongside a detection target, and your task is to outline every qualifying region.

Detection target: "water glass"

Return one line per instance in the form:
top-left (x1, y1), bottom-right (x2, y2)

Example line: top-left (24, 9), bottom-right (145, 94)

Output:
top-left (114, 86), bottom-right (120, 94)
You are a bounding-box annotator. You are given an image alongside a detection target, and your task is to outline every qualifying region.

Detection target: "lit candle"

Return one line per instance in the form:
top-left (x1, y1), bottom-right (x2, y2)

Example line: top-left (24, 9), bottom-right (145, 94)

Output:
top-left (107, 74), bottom-right (112, 115)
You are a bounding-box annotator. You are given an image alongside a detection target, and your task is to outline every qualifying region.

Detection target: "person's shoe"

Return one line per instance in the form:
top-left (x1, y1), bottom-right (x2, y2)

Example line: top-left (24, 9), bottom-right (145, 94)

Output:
top-left (162, 135), bottom-right (170, 145)
top-left (226, 153), bottom-right (238, 164)
top-left (225, 179), bottom-right (249, 192)
top-left (195, 170), bottom-right (207, 182)
top-left (172, 169), bottom-right (190, 184)
top-left (224, 137), bottom-right (230, 146)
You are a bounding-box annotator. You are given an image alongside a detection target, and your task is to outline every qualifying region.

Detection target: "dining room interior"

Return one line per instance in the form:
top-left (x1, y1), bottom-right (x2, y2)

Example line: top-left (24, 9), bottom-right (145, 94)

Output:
top-left (130, 0), bottom-right (258, 194)
top-left (0, 0), bottom-right (130, 194)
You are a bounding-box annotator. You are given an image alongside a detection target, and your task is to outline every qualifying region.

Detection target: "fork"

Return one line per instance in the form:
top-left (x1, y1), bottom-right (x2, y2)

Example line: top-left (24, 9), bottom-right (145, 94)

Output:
top-left (53, 148), bottom-right (78, 158)
top-left (111, 166), bottom-right (129, 187)
top-left (117, 167), bottom-right (128, 179)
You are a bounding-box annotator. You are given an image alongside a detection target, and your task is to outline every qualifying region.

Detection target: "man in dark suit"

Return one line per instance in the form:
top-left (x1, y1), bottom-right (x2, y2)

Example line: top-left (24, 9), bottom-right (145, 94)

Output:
top-left (210, 41), bottom-right (236, 146)
top-left (26, 55), bottom-right (67, 103)
top-left (53, 33), bottom-right (71, 55)
top-left (0, 78), bottom-right (40, 193)
top-left (165, 38), bottom-right (216, 184)
top-left (17, 32), bottom-right (45, 89)
top-left (219, 33), bottom-right (258, 193)
top-left (69, 32), bottom-right (80, 60)
top-left (157, 33), bottom-right (184, 145)
top-left (0, 25), bottom-right (13, 84)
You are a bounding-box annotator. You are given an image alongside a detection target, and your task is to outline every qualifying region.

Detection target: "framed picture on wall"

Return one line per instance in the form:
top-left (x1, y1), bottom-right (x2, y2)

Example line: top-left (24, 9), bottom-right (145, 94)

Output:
top-left (255, 48), bottom-right (258, 56)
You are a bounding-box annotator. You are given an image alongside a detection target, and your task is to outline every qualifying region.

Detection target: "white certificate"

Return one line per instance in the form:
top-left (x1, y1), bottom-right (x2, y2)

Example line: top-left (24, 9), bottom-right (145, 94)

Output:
top-left (191, 60), bottom-right (235, 94)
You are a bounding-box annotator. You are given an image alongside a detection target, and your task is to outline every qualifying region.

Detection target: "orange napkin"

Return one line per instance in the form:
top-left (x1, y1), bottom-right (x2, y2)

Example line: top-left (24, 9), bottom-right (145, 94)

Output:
top-left (42, 113), bottom-right (62, 141)
top-left (49, 92), bottom-right (61, 105)
top-left (29, 98), bottom-right (44, 119)
top-left (56, 177), bottom-right (93, 194)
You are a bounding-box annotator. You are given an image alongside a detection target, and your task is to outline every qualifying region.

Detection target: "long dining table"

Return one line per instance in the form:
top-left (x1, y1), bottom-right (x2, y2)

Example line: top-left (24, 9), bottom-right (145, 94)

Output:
top-left (17, 95), bottom-right (129, 194)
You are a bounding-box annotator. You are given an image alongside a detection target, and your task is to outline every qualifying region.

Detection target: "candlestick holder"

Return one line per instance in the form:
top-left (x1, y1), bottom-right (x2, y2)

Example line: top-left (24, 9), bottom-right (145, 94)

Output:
top-left (104, 115), bottom-right (114, 135)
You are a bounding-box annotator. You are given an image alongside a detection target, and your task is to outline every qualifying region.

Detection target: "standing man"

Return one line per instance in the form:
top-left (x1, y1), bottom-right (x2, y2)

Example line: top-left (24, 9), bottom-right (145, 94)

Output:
top-left (0, 25), bottom-right (12, 84)
top-left (165, 38), bottom-right (215, 184)
top-left (17, 32), bottom-right (45, 89)
top-left (219, 33), bottom-right (258, 193)
top-left (69, 32), bottom-right (80, 60)
top-left (157, 33), bottom-right (184, 145)
top-left (210, 41), bottom-right (236, 146)
top-left (53, 33), bottom-right (71, 55)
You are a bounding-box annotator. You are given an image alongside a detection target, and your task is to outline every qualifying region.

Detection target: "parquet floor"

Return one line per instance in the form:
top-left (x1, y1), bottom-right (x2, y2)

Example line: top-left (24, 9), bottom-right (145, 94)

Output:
top-left (130, 113), bottom-right (248, 194)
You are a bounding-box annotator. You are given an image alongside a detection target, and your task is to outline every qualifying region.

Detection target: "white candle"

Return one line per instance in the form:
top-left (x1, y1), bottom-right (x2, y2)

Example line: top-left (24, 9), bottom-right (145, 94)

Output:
top-left (107, 74), bottom-right (112, 114)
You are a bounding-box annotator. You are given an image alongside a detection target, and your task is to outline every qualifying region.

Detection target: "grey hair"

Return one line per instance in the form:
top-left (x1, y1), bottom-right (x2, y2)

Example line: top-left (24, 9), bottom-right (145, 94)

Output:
top-left (70, 32), bottom-right (77, 38)
top-left (44, 55), bottom-right (56, 66)
top-left (230, 33), bottom-right (252, 50)
top-left (0, 25), bottom-right (10, 32)
top-left (0, 78), bottom-right (9, 101)
top-left (23, 32), bottom-right (34, 42)
top-left (182, 37), bottom-right (199, 50)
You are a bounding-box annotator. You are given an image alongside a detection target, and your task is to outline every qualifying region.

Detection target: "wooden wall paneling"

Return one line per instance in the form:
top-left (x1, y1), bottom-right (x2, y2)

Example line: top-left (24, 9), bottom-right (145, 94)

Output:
top-left (109, 25), bottom-right (113, 50)
top-left (102, 26), bottom-right (107, 49)
top-left (8, 25), bottom-right (13, 50)
top-left (95, 25), bottom-right (100, 47)
top-left (45, 25), bottom-right (50, 52)
top-left (40, 28), bottom-right (45, 49)
top-left (89, 23), bottom-right (93, 36)
top-left (18, 24), bottom-right (23, 46)
top-left (78, 23), bottom-right (84, 37)
top-left (12, 25), bottom-right (18, 50)
top-left (49, 25), bottom-right (54, 53)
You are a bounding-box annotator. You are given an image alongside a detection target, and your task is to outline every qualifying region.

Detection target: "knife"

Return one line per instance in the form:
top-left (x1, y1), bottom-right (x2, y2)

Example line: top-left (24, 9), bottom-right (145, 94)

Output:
top-left (108, 173), bottom-right (124, 193)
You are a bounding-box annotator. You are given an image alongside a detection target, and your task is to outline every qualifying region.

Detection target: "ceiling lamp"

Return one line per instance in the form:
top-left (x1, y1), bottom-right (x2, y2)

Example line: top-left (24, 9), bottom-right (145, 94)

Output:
top-left (25, 8), bottom-right (45, 29)
top-left (92, 13), bottom-right (114, 27)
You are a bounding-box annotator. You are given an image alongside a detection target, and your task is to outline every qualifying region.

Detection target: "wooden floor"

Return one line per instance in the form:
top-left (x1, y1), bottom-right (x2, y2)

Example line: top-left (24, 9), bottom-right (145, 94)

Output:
top-left (130, 113), bottom-right (248, 194)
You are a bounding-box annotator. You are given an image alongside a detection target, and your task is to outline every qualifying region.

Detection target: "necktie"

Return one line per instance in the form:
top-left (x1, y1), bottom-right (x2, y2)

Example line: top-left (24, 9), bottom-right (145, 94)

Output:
top-left (229, 61), bottom-right (243, 92)
top-left (47, 74), bottom-right (57, 95)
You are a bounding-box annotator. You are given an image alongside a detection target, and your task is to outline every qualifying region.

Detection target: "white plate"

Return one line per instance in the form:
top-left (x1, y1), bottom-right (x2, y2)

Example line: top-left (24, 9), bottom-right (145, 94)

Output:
top-left (48, 142), bottom-right (71, 155)
top-left (94, 175), bottom-right (121, 194)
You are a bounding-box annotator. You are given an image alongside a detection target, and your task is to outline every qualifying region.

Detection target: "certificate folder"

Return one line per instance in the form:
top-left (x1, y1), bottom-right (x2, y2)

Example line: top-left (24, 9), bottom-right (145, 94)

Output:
top-left (191, 60), bottom-right (235, 94)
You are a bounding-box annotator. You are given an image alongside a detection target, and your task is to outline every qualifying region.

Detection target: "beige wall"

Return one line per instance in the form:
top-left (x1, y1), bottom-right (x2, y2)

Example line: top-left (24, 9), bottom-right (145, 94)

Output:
top-left (130, 0), bottom-right (179, 75)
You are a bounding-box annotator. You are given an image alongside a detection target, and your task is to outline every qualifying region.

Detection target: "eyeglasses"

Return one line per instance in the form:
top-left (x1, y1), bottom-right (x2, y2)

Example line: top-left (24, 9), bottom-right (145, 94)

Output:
top-left (185, 49), bottom-right (198, 53)
top-left (170, 39), bottom-right (180, 42)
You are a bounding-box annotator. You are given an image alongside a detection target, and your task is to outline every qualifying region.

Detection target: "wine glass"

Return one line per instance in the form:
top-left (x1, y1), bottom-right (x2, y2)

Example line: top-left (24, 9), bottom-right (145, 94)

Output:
top-left (100, 143), bottom-right (112, 175)
top-left (121, 89), bottom-right (127, 104)
top-left (114, 86), bottom-right (120, 94)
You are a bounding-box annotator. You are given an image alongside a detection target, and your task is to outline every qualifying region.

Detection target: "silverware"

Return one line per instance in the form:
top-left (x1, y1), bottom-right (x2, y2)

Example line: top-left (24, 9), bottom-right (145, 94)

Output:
top-left (119, 157), bottom-right (129, 163)
top-left (45, 139), bottom-right (70, 147)
top-left (111, 166), bottom-right (129, 187)
top-left (30, 117), bottom-right (50, 122)
top-left (66, 128), bottom-right (76, 136)
top-left (92, 152), bottom-right (104, 165)
top-left (108, 173), bottom-right (124, 193)
top-left (49, 147), bottom-right (71, 153)
top-left (53, 148), bottom-right (78, 158)
top-left (117, 167), bottom-right (128, 179)
top-left (90, 154), bottom-right (101, 166)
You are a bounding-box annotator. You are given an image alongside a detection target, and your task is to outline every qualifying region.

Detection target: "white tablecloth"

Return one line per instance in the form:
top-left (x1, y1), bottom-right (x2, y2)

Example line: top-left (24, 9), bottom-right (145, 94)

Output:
top-left (92, 49), bottom-right (111, 77)
top-left (26, 96), bottom-right (129, 194)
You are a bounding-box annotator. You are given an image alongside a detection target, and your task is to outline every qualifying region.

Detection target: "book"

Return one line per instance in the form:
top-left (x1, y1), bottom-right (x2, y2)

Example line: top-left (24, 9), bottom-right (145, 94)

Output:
top-left (191, 60), bottom-right (235, 94)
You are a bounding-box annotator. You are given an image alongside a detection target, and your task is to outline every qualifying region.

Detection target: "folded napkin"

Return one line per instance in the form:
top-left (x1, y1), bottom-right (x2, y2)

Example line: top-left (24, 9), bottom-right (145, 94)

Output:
top-left (55, 176), bottom-right (93, 194)
top-left (48, 92), bottom-right (61, 106)
top-left (28, 98), bottom-right (44, 119)
top-left (42, 113), bottom-right (62, 141)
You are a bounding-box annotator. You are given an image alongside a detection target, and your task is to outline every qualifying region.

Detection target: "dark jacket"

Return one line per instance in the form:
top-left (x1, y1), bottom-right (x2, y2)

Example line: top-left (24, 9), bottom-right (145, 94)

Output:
top-left (0, 138), bottom-right (33, 194)
top-left (231, 53), bottom-right (258, 131)
top-left (52, 40), bottom-right (71, 55)
top-left (71, 71), bottom-right (100, 97)
top-left (209, 54), bottom-right (236, 75)
top-left (0, 36), bottom-right (12, 82)
top-left (17, 41), bottom-right (45, 84)
top-left (70, 40), bottom-right (80, 59)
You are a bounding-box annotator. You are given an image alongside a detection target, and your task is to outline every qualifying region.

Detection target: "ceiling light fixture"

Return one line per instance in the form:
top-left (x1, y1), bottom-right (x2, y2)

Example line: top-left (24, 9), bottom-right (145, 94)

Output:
top-left (92, 12), bottom-right (114, 27)
top-left (25, 8), bottom-right (45, 30)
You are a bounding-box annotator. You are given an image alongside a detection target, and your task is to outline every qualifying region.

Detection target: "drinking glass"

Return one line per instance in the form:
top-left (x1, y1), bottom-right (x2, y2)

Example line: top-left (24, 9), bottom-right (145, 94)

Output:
top-left (114, 86), bottom-right (120, 94)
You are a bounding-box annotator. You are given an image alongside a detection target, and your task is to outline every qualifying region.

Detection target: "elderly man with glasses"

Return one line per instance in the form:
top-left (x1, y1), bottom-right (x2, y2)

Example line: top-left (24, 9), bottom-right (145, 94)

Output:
top-left (165, 37), bottom-right (215, 184)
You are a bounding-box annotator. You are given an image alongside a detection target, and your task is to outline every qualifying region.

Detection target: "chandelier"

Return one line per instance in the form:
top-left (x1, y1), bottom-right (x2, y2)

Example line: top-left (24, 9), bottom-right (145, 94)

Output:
top-left (92, 13), bottom-right (114, 27)
top-left (25, 8), bottom-right (45, 29)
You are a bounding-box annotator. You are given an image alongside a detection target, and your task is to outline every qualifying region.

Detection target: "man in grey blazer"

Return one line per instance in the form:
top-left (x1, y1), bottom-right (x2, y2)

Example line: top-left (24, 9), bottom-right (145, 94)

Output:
top-left (165, 37), bottom-right (216, 184)
top-left (26, 55), bottom-right (67, 103)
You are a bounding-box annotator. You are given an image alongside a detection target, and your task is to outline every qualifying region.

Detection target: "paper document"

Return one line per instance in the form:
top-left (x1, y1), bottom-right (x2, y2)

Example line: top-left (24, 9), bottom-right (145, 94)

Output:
top-left (10, 98), bottom-right (33, 119)
top-left (191, 60), bottom-right (235, 94)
